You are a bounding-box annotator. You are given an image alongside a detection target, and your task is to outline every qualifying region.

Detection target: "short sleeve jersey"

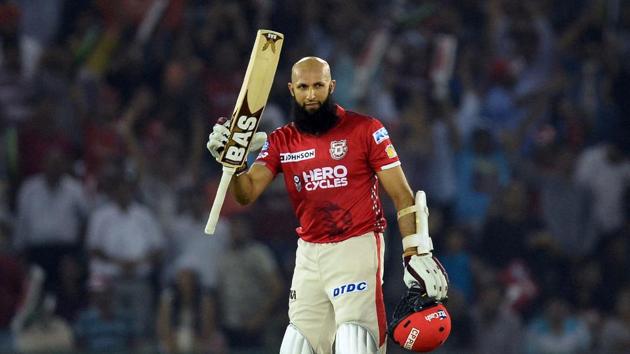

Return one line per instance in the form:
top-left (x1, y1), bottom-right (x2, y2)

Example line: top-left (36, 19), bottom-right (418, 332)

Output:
top-left (254, 105), bottom-right (401, 243)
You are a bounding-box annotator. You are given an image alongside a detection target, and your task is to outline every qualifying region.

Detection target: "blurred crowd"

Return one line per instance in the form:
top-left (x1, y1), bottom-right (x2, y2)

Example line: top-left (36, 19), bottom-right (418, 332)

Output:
top-left (0, 0), bottom-right (629, 353)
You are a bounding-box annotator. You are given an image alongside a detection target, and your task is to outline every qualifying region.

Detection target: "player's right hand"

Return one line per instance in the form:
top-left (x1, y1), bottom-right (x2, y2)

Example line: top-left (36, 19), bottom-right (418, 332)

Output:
top-left (206, 118), bottom-right (231, 161)
top-left (403, 253), bottom-right (448, 301)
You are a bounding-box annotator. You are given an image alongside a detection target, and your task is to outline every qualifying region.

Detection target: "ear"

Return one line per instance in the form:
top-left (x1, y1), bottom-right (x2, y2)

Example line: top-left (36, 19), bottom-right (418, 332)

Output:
top-left (287, 83), bottom-right (294, 97)
top-left (329, 80), bottom-right (336, 94)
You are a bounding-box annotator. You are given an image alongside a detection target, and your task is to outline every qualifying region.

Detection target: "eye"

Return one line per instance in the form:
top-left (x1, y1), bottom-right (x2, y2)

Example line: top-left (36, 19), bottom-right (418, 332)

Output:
top-left (315, 83), bottom-right (324, 88)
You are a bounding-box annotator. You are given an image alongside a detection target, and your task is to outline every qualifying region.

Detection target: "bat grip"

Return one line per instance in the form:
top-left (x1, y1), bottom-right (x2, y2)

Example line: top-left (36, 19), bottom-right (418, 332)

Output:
top-left (205, 166), bottom-right (237, 234)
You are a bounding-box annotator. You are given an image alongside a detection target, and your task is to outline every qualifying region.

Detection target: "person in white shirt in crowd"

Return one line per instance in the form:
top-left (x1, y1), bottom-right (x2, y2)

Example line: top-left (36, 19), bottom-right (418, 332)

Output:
top-left (14, 148), bottom-right (89, 293)
top-left (86, 170), bottom-right (163, 342)
top-left (575, 139), bottom-right (630, 242)
top-left (162, 185), bottom-right (229, 291)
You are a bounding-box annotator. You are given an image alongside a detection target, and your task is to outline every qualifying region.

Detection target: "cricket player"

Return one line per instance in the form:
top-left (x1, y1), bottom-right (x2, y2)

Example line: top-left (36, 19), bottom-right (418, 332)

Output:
top-left (207, 57), bottom-right (448, 354)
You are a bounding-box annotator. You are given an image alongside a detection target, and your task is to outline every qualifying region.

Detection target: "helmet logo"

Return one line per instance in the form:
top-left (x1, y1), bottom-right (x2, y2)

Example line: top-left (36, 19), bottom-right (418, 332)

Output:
top-left (424, 310), bottom-right (448, 322)
top-left (404, 328), bottom-right (420, 350)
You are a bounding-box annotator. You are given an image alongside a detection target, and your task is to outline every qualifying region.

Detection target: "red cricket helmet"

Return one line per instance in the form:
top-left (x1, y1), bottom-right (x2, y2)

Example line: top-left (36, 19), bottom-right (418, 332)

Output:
top-left (389, 287), bottom-right (451, 352)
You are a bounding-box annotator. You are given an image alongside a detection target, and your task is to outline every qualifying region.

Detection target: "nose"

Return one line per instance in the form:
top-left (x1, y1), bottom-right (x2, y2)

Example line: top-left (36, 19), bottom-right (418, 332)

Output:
top-left (306, 87), bottom-right (316, 99)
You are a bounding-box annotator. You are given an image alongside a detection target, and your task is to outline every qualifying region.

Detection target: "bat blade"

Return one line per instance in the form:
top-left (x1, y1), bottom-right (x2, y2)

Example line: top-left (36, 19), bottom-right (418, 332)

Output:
top-left (219, 29), bottom-right (284, 167)
top-left (205, 29), bottom-right (284, 235)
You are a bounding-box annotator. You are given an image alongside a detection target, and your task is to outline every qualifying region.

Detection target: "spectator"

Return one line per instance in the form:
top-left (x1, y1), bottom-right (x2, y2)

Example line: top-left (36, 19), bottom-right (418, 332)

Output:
top-left (74, 276), bottom-right (133, 352)
top-left (440, 226), bottom-right (475, 303)
top-left (525, 297), bottom-right (591, 354)
top-left (86, 172), bottom-right (163, 341)
top-left (156, 272), bottom-right (225, 354)
top-left (17, 0), bottom-right (63, 80)
top-left (14, 148), bottom-right (88, 293)
top-left (479, 180), bottom-right (541, 269)
top-left (515, 144), bottom-right (594, 258)
top-left (216, 214), bottom-right (283, 351)
top-left (575, 141), bottom-right (630, 236)
top-left (162, 185), bottom-right (229, 290)
top-left (471, 280), bottom-right (523, 354)
top-left (454, 128), bottom-right (510, 231)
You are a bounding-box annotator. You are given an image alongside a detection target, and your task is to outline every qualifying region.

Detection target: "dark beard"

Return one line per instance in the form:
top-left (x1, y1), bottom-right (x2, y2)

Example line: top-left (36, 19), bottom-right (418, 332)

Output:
top-left (291, 96), bottom-right (339, 135)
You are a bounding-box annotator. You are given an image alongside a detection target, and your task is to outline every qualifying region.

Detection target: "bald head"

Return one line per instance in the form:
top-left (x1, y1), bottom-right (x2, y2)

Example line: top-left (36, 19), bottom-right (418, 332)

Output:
top-left (288, 56), bottom-right (335, 114)
top-left (288, 57), bottom-right (339, 134)
top-left (291, 56), bottom-right (331, 82)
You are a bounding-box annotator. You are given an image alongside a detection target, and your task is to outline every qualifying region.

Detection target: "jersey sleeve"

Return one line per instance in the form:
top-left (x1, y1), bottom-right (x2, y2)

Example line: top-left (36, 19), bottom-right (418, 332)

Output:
top-left (254, 130), bottom-right (281, 176)
top-left (366, 119), bottom-right (401, 171)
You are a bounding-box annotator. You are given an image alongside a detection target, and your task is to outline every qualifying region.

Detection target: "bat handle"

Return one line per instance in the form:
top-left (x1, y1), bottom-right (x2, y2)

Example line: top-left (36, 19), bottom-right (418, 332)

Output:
top-left (205, 166), bottom-right (237, 235)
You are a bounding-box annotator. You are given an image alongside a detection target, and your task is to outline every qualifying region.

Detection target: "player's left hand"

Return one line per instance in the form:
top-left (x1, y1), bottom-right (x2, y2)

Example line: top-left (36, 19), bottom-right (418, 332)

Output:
top-left (403, 253), bottom-right (448, 300)
top-left (206, 118), bottom-right (267, 162)
top-left (206, 118), bottom-right (231, 161)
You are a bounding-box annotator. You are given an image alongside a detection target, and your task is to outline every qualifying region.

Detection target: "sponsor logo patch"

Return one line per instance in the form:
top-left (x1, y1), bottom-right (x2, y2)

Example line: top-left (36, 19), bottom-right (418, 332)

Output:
top-left (329, 140), bottom-right (348, 160)
top-left (293, 175), bottom-right (302, 192)
top-left (424, 310), bottom-right (448, 322)
top-left (373, 127), bottom-right (389, 144)
top-left (289, 289), bottom-right (296, 302)
top-left (331, 281), bottom-right (368, 298)
top-left (404, 328), bottom-right (420, 350)
top-left (385, 144), bottom-right (397, 158)
top-left (280, 149), bottom-right (315, 163)
top-left (302, 165), bottom-right (348, 191)
top-left (256, 141), bottom-right (270, 159)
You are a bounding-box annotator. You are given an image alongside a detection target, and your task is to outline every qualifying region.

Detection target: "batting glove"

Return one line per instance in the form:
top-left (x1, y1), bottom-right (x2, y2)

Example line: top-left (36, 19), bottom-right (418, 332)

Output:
top-left (206, 117), bottom-right (267, 162)
top-left (403, 253), bottom-right (448, 301)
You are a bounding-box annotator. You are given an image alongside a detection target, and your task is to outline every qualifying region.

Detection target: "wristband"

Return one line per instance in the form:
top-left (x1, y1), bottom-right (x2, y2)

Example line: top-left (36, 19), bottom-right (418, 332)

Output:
top-left (402, 233), bottom-right (434, 254)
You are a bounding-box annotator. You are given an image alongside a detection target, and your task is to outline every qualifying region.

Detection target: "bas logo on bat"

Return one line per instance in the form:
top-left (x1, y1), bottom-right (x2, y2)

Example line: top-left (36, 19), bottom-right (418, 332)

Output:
top-left (224, 114), bottom-right (258, 163)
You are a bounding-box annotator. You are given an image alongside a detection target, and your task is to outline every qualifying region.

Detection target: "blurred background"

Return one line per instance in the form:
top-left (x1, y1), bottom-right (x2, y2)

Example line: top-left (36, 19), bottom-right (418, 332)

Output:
top-left (0, 0), bottom-right (629, 353)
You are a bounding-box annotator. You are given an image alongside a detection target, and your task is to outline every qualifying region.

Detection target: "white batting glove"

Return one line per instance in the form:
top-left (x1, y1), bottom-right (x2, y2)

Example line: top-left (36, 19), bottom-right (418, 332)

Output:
top-left (403, 253), bottom-right (448, 300)
top-left (207, 119), bottom-right (231, 161)
top-left (206, 118), bottom-right (267, 162)
top-left (249, 131), bottom-right (267, 152)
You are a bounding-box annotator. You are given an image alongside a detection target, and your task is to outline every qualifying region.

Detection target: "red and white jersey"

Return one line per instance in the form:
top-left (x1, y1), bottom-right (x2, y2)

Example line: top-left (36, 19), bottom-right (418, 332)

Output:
top-left (254, 105), bottom-right (401, 243)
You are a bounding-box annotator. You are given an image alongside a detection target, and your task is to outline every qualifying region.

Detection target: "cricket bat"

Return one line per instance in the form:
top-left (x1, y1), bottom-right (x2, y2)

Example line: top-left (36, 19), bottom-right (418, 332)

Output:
top-left (204, 29), bottom-right (284, 235)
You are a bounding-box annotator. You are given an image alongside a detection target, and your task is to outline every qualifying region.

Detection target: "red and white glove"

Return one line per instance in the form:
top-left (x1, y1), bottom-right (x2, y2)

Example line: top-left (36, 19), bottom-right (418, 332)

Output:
top-left (399, 191), bottom-right (448, 300)
top-left (403, 253), bottom-right (449, 300)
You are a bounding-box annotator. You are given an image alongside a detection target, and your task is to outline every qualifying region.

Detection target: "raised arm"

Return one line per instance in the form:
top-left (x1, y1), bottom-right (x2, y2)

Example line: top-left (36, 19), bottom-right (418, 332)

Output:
top-left (207, 118), bottom-right (274, 205)
top-left (229, 163), bottom-right (275, 205)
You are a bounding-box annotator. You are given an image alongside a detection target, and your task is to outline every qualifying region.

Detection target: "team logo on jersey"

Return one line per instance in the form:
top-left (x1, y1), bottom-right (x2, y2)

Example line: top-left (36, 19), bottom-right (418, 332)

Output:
top-left (293, 175), bottom-right (302, 192)
top-left (329, 140), bottom-right (348, 160)
top-left (289, 289), bottom-right (297, 302)
top-left (385, 144), bottom-right (397, 158)
top-left (280, 149), bottom-right (315, 163)
top-left (373, 127), bottom-right (389, 144)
